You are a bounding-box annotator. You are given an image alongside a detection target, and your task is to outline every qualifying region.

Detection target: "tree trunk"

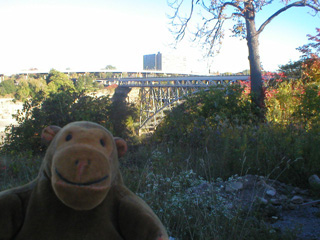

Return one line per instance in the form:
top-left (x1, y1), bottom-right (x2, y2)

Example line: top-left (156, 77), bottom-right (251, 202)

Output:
top-left (244, 2), bottom-right (265, 119)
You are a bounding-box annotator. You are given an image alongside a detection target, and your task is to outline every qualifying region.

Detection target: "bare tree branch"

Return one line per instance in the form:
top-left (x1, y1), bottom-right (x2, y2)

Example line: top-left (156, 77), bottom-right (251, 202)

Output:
top-left (194, 0), bottom-right (247, 56)
top-left (257, 0), bottom-right (320, 35)
top-left (202, 0), bottom-right (245, 17)
top-left (194, 15), bottom-right (225, 56)
top-left (168, 0), bottom-right (197, 42)
top-left (221, 2), bottom-right (244, 13)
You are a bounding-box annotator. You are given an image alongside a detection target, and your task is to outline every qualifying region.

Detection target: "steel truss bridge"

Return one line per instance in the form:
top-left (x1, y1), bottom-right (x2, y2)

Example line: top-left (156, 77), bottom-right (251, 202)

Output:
top-left (101, 75), bottom-right (250, 133)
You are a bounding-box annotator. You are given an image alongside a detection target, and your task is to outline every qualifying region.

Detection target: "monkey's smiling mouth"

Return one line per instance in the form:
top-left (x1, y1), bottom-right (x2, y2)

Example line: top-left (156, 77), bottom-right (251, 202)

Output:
top-left (55, 168), bottom-right (109, 186)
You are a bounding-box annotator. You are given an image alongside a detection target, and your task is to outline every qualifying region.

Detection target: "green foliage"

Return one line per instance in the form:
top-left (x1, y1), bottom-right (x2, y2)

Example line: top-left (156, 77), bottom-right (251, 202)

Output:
top-left (46, 69), bottom-right (69, 84)
top-left (302, 56), bottom-right (320, 83)
top-left (0, 80), bottom-right (16, 96)
top-left (14, 80), bottom-right (31, 101)
top-left (298, 28), bottom-right (320, 58)
top-left (295, 82), bottom-right (320, 126)
top-left (265, 80), bottom-right (301, 124)
top-left (46, 69), bottom-right (75, 92)
top-left (0, 76), bottom-right (48, 101)
top-left (74, 74), bottom-right (101, 93)
top-left (1, 90), bottom-right (137, 155)
top-left (266, 57), bottom-right (320, 129)
top-left (156, 85), bottom-right (258, 146)
top-left (109, 99), bottom-right (139, 138)
top-left (196, 87), bottom-right (251, 122)
top-left (0, 153), bottom-right (41, 191)
top-left (105, 65), bottom-right (116, 70)
top-left (278, 60), bottom-right (303, 80)
top-left (27, 78), bottom-right (47, 98)
top-left (0, 69), bottom-right (104, 100)
top-left (154, 78), bottom-right (320, 187)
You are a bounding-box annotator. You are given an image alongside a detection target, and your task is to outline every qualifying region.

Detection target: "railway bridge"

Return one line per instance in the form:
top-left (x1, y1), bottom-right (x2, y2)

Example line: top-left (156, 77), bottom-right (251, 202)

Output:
top-left (99, 75), bottom-right (250, 133)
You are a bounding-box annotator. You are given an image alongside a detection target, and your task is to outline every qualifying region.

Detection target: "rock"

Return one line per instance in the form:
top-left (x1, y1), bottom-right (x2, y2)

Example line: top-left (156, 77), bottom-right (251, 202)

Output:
top-left (257, 180), bottom-right (267, 187)
top-left (266, 189), bottom-right (277, 197)
top-left (242, 175), bottom-right (259, 189)
top-left (225, 182), bottom-right (243, 192)
top-left (270, 198), bottom-right (281, 205)
top-left (297, 189), bottom-right (310, 195)
top-left (279, 195), bottom-right (288, 201)
top-left (294, 187), bottom-right (301, 192)
top-left (258, 197), bottom-right (268, 205)
top-left (189, 182), bottom-right (212, 194)
top-left (291, 196), bottom-right (304, 204)
top-left (288, 203), bottom-right (297, 210)
top-left (190, 174), bottom-right (317, 230)
top-left (309, 175), bottom-right (320, 190)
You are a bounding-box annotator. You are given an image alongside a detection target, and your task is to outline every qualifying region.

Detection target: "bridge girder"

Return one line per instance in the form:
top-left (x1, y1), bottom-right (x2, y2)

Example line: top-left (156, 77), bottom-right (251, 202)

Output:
top-left (138, 84), bottom-right (229, 133)
top-left (101, 75), bottom-right (250, 134)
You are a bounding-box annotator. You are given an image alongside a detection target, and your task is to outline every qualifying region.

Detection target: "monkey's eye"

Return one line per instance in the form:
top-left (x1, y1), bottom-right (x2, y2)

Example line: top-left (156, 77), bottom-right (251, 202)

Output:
top-left (100, 139), bottom-right (106, 147)
top-left (65, 134), bottom-right (72, 141)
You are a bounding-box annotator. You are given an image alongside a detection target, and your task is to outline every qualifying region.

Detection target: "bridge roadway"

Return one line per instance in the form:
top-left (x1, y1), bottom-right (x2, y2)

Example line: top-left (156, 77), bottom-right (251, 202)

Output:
top-left (98, 75), bottom-right (250, 134)
top-left (98, 75), bottom-right (250, 88)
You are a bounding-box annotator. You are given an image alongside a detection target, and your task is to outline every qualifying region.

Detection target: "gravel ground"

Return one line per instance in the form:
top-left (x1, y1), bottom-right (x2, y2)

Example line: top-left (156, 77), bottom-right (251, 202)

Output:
top-left (272, 205), bottom-right (320, 240)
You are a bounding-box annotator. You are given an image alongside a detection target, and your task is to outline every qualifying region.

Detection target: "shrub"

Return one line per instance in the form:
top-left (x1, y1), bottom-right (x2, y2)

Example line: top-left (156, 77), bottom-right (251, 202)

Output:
top-left (0, 79), bottom-right (16, 96)
top-left (266, 58), bottom-right (320, 129)
top-left (278, 60), bottom-right (303, 80)
top-left (155, 85), bottom-right (258, 144)
top-left (153, 81), bottom-right (320, 187)
top-left (1, 90), bottom-right (138, 155)
top-left (295, 82), bottom-right (320, 127)
top-left (265, 80), bottom-right (302, 124)
top-left (74, 74), bottom-right (102, 92)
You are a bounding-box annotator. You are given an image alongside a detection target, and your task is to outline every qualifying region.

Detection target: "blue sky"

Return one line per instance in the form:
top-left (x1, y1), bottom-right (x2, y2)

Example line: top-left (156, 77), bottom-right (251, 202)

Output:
top-left (0, 0), bottom-right (319, 75)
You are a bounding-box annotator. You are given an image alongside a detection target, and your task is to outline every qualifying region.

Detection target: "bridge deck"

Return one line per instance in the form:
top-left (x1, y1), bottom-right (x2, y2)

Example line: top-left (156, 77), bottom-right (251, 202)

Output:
top-left (97, 75), bottom-right (250, 88)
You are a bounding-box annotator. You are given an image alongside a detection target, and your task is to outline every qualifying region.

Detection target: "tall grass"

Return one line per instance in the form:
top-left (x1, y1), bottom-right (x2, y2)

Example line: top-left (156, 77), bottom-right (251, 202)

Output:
top-left (152, 84), bottom-right (320, 187)
top-left (120, 145), bottom-right (298, 239)
top-left (0, 152), bottom-right (41, 191)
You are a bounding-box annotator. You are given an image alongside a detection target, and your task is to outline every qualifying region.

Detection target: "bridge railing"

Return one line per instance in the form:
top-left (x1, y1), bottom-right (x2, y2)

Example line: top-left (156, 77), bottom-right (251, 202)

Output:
top-left (97, 75), bottom-right (250, 88)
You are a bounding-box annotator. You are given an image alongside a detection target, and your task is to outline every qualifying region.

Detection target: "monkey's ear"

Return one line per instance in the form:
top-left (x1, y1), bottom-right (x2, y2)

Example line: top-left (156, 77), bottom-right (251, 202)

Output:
top-left (41, 125), bottom-right (61, 146)
top-left (114, 137), bottom-right (127, 158)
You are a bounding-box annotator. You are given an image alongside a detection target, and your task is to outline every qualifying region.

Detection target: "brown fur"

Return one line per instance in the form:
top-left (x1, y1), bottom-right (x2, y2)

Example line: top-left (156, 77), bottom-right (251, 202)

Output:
top-left (0, 121), bottom-right (168, 240)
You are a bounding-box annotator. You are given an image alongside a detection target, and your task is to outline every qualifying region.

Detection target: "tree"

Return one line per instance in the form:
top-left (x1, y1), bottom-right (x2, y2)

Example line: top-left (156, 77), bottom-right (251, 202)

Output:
top-left (2, 91), bottom-right (113, 154)
top-left (168, 0), bottom-right (320, 117)
top-left (105, 65), bottom-right (117, 70)
top-left (75, 74), bottom-right (97, 92)
top-left (298, 28), bottom-right (320, 57)
top-left (298, 28), bottom-right (320, 83)
top-left (0, 79), bottom-right (16, 96)
top-left (14, 80), bottom-right (31, 101)
top-left (46, 69), bottom-right (75, 92)
top-left (279, 60), bottom-right (303, 80)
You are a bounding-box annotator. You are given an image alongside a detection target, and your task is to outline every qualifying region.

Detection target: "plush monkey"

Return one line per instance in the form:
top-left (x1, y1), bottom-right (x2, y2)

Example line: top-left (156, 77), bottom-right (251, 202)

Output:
top-left (0, 121), bottom-right (168, 240)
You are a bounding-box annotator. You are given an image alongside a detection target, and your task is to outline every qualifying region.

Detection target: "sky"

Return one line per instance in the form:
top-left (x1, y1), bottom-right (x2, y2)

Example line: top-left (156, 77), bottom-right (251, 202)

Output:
top-left (0, 0), bottom-right (319, 75)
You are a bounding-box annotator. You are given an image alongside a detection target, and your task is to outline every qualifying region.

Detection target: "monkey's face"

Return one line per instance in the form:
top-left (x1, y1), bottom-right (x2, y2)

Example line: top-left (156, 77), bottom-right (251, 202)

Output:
top-left (50, 125), bottom-right (116, 211)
